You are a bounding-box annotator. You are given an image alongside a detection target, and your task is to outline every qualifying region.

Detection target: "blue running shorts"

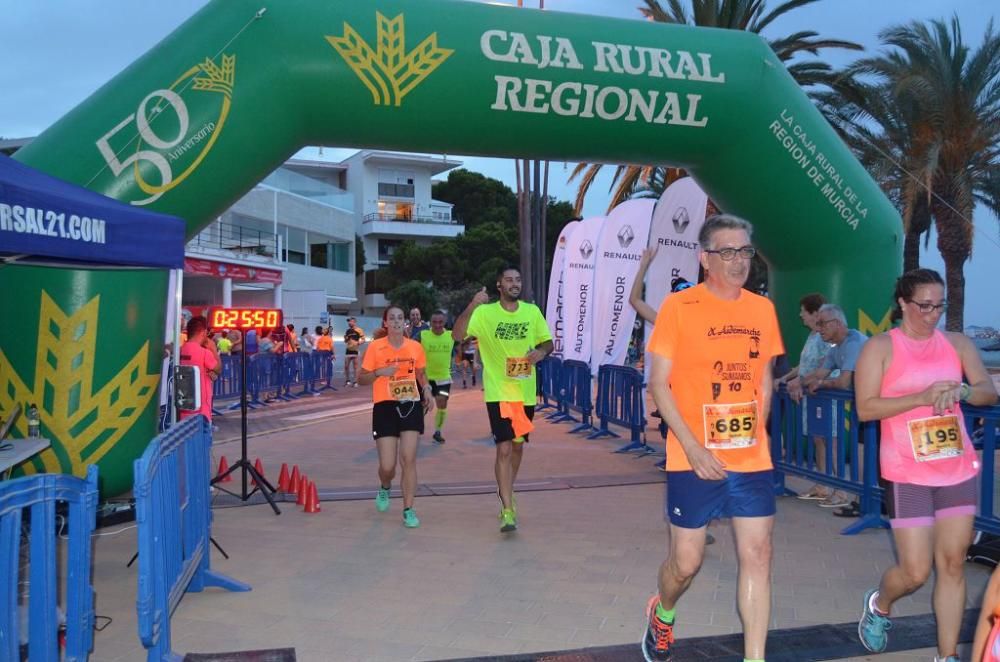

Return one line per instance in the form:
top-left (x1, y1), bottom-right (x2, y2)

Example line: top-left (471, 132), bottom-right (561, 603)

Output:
top-left (665, 470), bottom-right (776, 529)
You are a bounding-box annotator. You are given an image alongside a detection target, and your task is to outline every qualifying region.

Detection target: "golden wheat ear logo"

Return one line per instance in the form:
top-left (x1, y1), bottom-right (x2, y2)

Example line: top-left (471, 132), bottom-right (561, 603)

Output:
top-left (0, 292), bottom-right (159, 477)
top-left (326, 12), bottom-right (453, 107)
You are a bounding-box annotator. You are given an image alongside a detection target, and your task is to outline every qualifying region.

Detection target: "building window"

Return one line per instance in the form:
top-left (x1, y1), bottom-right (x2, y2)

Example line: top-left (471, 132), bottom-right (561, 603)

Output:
top-left (378, 239), bottom-right (403, 262)
top-left (309, 241), bottom-right (351, 272)
top-left (377, 168), bottom-right (416, 198)
top-left (283, 226), bottom-right (306, 265)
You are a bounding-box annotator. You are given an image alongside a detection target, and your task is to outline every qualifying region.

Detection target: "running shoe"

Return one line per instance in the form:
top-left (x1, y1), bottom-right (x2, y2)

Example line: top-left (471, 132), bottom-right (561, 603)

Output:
top-left (935, 657), bottom-right (960, 662)
top-left (375, 486), bottom-right (390, 512)
top-left (432, 431), bottom-right (445, 444)
top-left (345, 381), bottom-right (353, 387)
top-left (496, 490), bottom-right (517, 517)
top-left (403, 508), bottom-right (420, 528)
top-left (641, 595), bottom-right (674, 661)
top-left (858, 588), bottom-right (891, 653)
top-left (500, 508), bottom-right (517, 532)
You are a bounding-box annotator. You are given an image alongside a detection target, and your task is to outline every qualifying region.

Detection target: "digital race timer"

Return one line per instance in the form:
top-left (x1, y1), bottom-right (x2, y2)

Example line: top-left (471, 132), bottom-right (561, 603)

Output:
top-left (209, 307), bottom-right (283, 330)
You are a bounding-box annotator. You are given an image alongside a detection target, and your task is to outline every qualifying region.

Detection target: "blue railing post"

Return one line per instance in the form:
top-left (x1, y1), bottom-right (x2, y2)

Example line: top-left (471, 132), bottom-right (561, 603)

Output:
top-left (0, 466), bottom-right (98, 662)
top-left (134, 415), bottom-right (250, 662)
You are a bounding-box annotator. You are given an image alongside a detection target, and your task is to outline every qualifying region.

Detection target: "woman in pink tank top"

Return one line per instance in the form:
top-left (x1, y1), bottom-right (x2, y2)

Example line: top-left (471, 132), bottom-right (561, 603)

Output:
top-left (853, 269), bottom-right (997, 660)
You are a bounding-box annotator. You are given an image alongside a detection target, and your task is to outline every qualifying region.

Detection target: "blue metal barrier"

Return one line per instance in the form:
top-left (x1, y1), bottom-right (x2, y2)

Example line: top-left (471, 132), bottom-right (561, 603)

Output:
top-left (535, 356), bottom-right (561, 412)
top-left (588, 365), bottom-right (650, 453)
top-left (0, 466), bottom-right (98, 662)
top-left (307, 351), bottom-right (338, 394)
top-left (550, 360), bottom-right (594, 433)
top-left (134, 415), bottom-right (249, 662)
top-left (967, 403), bottom-right (1000, 536)
top-left (251, 353), bottom-right (283, 405)
top-left (770, 386), bottom-right (887, 535)
top-left (279, 352), bottom-right (308, 399)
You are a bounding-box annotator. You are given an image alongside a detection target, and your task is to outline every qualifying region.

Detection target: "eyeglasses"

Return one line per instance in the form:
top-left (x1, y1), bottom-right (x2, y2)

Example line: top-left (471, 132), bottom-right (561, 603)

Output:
top-left (704, 246), bottom-right (756, 261)
top-left (817, 318), bottom-right (840, 327)
top-left (907, 300), bottom-right (947, 314)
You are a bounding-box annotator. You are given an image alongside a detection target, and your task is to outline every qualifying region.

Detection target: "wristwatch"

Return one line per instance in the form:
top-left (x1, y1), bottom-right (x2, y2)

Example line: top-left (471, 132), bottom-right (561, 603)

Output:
top-left (960, 383), bottom-right (971, 402)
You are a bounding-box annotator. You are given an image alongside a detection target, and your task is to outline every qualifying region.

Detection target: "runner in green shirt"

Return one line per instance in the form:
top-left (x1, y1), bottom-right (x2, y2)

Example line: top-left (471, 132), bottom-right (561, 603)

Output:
top-left (420, 311), bottom-right (457, 444)
top-left (453, 266), bottom-right (553, 533)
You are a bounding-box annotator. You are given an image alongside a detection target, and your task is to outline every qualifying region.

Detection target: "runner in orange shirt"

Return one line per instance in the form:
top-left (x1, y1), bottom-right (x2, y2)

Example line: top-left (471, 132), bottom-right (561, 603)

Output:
top-left (641, 215), bottom-right (784, 662)
top-left (358, 306), bottom-right (434, 528)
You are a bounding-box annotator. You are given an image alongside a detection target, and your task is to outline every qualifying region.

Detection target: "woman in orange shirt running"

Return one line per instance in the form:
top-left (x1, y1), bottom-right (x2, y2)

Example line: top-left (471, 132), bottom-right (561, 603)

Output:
top-left (358, 306), bottom-right (434, 528)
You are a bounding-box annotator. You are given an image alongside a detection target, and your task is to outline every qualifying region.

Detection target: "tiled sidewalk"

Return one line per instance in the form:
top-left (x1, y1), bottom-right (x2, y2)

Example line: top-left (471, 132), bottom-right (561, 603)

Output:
top-left (86, 388), bottom-right (993, 661)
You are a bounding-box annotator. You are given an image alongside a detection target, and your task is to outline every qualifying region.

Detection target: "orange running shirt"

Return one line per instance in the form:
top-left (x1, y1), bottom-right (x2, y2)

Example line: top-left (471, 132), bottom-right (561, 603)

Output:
top-left (315, 335), bottom-right (333, 352)
top-left (647, 284), bottom-right (784, 472)
top-left (362, 337), bottom-right (426, 404)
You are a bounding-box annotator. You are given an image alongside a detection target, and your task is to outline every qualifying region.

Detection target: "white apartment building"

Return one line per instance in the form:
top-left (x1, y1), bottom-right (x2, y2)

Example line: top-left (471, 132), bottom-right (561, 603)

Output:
top-left (182, 150), bottom-right (463, 329)
top-left (343, 151), bottom-right (463, 311)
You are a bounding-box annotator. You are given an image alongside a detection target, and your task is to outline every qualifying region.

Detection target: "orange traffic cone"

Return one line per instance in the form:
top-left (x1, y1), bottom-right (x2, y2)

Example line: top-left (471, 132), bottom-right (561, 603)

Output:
top-left (216, 456), bottom-right (233, 483)
top-left (251, 458), bottom-right (266, 487)
top-left (304, 482), bottom-right (321, 513)
top-left (287, 466), bottom-right (301, 494)
top-left (277, 463), bottom-right (291, 492)
top-left (296, 475), bottom-right (309, 506)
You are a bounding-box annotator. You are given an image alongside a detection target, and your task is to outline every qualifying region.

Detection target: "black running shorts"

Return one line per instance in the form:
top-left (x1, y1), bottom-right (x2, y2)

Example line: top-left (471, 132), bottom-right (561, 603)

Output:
top-left (486, 402), bottom-right (535, 444)
top-left (372, 400), bottom-right (424, 439)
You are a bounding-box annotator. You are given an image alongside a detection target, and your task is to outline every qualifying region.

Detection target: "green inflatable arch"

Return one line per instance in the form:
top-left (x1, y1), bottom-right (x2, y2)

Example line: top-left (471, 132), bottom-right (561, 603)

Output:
top-left (7, 0), bottom-right (900, 495)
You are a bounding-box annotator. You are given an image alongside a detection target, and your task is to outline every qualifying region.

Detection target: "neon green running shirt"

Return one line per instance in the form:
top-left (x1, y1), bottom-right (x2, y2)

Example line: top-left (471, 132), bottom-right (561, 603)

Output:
top-left (420, 328), bottom-right (455, 382)
top-left (466, 301), bottom-right (551, 404)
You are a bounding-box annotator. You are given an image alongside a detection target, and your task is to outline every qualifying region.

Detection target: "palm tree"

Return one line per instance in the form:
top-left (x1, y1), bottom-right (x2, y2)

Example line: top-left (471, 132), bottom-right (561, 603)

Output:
top-left (841, 17), bottom-right (1000, 330)
top-left (570, 0), bottom-right (862, 213)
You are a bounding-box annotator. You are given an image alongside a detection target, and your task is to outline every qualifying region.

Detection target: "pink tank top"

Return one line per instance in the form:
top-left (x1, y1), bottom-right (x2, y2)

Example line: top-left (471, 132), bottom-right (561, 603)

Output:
top-left (879, 328), bottom-right (978, 486)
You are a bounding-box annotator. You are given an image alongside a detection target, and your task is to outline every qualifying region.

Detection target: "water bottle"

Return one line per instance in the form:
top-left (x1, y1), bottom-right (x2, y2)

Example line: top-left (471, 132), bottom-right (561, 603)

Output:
top-left (27, 404), bottom-right (40, 438)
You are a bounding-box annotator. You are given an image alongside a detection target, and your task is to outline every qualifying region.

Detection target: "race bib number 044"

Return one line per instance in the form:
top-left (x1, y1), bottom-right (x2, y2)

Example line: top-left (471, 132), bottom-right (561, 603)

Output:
top-left (389, 377), bottom-right (419, 402)
top-left (505, 357), bottom-right (531, 379)
top-left (908, 415), bottom-right (963, 462)
top-left (703, 401), bottom-right (758, 450)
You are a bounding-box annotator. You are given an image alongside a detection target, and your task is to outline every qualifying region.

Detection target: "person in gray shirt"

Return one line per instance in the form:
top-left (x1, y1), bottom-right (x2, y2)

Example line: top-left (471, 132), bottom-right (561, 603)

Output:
top-left (801, 303), bottom-right (868, 514)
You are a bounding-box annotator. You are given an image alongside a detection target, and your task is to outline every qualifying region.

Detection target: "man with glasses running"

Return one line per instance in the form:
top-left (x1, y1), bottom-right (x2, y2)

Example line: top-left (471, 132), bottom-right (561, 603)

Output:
top-left (642, 215), bottom-right (784, 662)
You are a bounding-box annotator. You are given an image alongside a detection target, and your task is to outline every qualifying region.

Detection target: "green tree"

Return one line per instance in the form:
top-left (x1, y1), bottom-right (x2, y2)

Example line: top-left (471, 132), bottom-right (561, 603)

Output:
top-left (432, 168), bottom-right (517, 229)
top-left (386, 281), bottom-right (438, 319)
top-left (836, 17), bottom-right (1000, 330)
top-left (570, 0), bottom-right (863, 213)
top-left (354, 234), bottom-right (365, 276)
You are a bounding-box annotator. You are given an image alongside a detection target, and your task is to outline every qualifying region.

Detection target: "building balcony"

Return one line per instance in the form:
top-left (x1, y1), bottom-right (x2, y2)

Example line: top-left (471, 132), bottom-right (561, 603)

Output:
top-left (186, 221), bottom-right (280, 265)
top-left (360, 213), bottom-right (463, 239)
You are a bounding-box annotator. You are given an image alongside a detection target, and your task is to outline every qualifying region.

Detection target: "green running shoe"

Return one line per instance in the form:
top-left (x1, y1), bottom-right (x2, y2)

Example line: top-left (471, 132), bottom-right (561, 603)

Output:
top-left (858, 588), bottom-right (891, 653)
top-left (500, 508), bottom-right (517, 533)
top-left (496, 489), bottom-right (517, 518)
top-left (375, 486), bottom-right (390, 512)
top-left (403, 508), bottom-right (420, 528)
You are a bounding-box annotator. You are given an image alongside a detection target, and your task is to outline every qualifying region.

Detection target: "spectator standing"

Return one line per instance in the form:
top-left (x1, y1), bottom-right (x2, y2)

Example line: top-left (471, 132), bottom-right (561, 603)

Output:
top-left (344, 317), bottom-right (366, 387)
top-left (315, 326), bottom-right (333, 352)
top-left (776, 293), bottom-right (834, 500)
top-left (216, 330), bottom-right (233, 355)
top-left (299, 326), bottom-right (315, 354)
top-left (178, 316), bottom-right (221, 423)
top-left (800, 303), bottom-right (867, 514)
top-left (407, 307), bottom-right (430, 340)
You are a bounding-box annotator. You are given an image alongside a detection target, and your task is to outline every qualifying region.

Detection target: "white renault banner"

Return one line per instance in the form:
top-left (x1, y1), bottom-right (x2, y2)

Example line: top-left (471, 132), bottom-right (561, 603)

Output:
top-left (590, 199), bottom-right (655, 374)
top-left (644, 177), bottom-right (708, 381)
top-left (559, 216), bottom-right (605, 366)
top-left (545, 220), bottom-right (579, 358)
